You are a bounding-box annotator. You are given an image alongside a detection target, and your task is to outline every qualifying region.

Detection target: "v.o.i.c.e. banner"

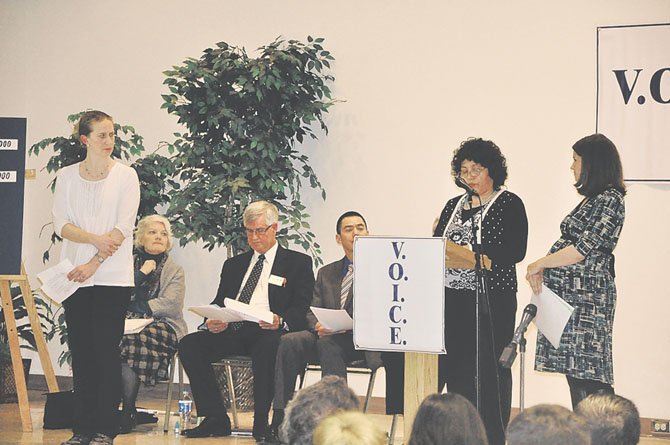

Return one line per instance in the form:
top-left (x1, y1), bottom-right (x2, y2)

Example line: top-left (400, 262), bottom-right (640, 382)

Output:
top-left (597, 23), bottom-right (670, 182)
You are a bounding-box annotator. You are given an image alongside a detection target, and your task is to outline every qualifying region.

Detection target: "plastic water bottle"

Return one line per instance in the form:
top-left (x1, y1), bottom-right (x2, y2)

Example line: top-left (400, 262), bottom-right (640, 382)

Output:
top-left (178, 390), bottom-right (193, 433)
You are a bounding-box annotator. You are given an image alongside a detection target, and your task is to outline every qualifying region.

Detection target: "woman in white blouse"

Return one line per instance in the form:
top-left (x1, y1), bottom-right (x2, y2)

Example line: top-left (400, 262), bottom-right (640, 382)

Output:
top-left (52, 110), bottom-right (140, 445)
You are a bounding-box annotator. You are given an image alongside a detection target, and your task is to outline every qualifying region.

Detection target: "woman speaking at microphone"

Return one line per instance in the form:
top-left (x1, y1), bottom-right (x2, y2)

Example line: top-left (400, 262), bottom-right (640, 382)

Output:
top-left (527, 134), bottom-right (625, 409)
top-left (383, 138), bottom-right (527, 445)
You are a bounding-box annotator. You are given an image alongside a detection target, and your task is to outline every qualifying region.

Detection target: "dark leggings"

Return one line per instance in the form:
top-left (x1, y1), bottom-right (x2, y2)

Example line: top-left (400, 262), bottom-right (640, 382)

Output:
top-left (566, 375), bottom-right (614, 410)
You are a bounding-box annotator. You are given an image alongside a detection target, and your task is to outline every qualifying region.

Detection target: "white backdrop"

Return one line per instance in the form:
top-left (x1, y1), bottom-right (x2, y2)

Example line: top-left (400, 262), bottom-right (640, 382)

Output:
top-left (1, 0), bottom-right (669, 418)
top-left (597, 23), bottom-right (670, 181)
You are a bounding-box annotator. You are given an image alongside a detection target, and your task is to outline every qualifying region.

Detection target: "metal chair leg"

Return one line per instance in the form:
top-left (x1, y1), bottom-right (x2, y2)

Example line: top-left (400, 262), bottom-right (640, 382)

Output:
top-left (163, 353), bottom-right (177, 433)
top-left (225, 362), bottom-right (239, 429)
top-left (388, 414), bottom-right (399, 445)
top-left (363, 369), bottom-right (377, 413)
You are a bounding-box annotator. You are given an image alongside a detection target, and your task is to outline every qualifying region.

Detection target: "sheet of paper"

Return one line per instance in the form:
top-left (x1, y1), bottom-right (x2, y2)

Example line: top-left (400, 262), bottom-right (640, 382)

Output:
top-left (224, 298), bottom-right (274, 324)
top-left (530, 284), bottom-right (575, 349)
top-left (310, 306), bottom-right (353, 332)
top-left (36, 259), bottom-right (81, 304)
top-left (124, 318), bottom-right (154, 335)
top-left (188, 304), bottom-right (244, 322)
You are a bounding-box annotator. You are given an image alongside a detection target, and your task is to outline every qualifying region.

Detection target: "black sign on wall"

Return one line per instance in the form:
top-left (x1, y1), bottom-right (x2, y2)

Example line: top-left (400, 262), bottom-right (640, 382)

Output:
top-left (0, 117), bottom-right (27, 275)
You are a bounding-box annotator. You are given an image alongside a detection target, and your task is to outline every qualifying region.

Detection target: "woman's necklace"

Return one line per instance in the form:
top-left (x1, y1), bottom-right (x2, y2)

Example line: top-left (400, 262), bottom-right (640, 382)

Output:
top-left (464, 190), bottom-right (496, 209)
top-left (81, 159), bottom-right (111, 180)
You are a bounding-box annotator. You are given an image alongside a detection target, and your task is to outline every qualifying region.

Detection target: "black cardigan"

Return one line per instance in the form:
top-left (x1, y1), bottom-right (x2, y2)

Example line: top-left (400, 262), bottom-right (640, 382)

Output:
top-left (433, 190), bottom-right (528, 293)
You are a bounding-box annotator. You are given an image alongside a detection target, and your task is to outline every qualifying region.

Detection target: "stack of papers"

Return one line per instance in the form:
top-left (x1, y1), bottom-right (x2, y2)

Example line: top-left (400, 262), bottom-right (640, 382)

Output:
top-left (530, 285), bottom-right (575, 348)
top-left (188, 298), bottom-right (274, 324)
top-left (310, 307), bottom-right (353, 332)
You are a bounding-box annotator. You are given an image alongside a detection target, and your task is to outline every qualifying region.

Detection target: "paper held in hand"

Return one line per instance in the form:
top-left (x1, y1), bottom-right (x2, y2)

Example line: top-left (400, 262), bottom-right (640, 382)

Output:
top-left (36, 259), bottom-right (82, 304)
top-left (530, 284), bottom-right (575, 349)
top-left (124, 318), bottom-right (154, 335)
top-left (188, 299), bottom-right (274, 324)
top-left (310, 307), bottom-right (353, 332)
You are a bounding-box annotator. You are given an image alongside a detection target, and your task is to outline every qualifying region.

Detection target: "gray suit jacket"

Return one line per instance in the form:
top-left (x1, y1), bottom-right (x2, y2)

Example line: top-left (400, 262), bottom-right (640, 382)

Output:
top-left (307, 257), bottom-right (382, 370)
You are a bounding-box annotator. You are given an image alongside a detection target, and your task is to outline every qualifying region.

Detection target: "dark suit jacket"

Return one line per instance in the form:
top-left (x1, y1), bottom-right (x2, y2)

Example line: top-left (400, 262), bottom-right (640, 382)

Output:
top-left (307, 257), bottom-right (382, 370)
top-left (306, 257), bottom-right (352, 330)
top-left (211, 245), bottom-right (315, 331)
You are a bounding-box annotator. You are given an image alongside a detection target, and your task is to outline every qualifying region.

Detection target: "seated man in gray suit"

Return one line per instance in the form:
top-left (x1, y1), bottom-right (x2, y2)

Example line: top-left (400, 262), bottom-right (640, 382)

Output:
top-left (269, 211), bottom-right (381, 433)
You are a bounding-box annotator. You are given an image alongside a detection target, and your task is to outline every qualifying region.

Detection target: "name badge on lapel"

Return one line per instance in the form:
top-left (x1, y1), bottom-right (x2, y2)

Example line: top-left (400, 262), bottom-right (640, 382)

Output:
top-left (269, 274), bottom-right (286, 287)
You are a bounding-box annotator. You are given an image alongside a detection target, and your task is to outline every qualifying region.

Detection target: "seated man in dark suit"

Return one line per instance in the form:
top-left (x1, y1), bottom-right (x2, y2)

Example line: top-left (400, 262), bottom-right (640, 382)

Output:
top-left (178, 201), bottom-right (314, 441)
top-left (270, 211), bottom-right (382, 432)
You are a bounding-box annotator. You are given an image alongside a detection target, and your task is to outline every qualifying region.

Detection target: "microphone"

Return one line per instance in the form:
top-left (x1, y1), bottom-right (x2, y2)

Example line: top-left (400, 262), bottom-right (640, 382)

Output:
top-left (498, 304), bottom-right (537, 369)
top-left (455, 176), bottom-right (479, 196)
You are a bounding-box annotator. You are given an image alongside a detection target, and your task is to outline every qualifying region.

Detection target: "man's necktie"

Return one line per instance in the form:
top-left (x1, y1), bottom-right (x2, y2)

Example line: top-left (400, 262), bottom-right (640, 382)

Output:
top-left (229, 253), bottom-right (265, 332)
top-left (340, 263), bottom-right (354, 309)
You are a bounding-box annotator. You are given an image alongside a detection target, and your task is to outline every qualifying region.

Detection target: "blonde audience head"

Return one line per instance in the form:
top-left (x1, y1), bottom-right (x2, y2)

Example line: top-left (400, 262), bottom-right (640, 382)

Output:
top-left (313, 411), bottom-right (386, 445)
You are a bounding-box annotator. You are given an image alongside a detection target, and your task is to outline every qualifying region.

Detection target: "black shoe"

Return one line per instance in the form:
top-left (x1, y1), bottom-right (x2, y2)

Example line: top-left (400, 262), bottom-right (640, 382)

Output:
top-left (183, 416), bottom-right (231, 438)
top-left (118, 410), bottom-right (137, 434)
top-left (253, 418), bottom-right (271, 442)
top-left (60, 434), bottom-right (93, 445)
top-left (262, 425), bottom-right (282, 444)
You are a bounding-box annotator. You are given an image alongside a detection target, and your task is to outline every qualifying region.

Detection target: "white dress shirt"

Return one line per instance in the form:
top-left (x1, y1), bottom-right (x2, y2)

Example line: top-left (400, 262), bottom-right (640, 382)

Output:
top-left (236, 242), bottom-right (278, 312)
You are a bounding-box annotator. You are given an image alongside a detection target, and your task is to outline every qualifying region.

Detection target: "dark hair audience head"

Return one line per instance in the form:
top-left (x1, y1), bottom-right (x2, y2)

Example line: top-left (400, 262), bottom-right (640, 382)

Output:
top-left (336, 211), bottom-right (367, 235)
top-left (280, 375), bottom-right (359, 445)
top-left (576, 393), bottom-right (640, 445)
top-left (572, 133), bottom-right (626, 197)
top-left (451, 137), bottom-right (508, 189)
top-left (75, 110), bottom-right (114, 138)
top-left (507, 404), bottom-right (590, 445)
top-left (408, 393), bottom-right (488, 445)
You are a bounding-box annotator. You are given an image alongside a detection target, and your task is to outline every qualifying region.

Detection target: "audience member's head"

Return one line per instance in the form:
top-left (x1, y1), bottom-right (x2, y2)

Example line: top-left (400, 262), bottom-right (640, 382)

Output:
top-left (507, 404), bottom-right (590, 445)
top-left (408, 393), bottom-right (488, 445)
top-left (313, 411), bottom-right (386, 445)
top-left (576, 393), bottom-right (640, 445)
top-left (280, 375), bottom-right (359, 445)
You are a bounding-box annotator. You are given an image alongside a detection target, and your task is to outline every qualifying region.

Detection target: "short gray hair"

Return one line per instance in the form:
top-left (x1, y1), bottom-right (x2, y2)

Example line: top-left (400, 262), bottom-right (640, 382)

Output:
top-left (243, 200), bottom-right (279, 226)
top-left (507, 404), bottom-right (590, 445)
top-left (134, 214), bottom-right (173, 251)
top-left (280, 376), bottom-right (359, 445)
top-left (576, 393), bottom-right (640, 445)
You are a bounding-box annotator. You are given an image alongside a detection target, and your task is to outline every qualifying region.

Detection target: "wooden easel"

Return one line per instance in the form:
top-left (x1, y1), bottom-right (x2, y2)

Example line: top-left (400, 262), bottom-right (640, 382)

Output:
top-left (0, 262), bottom-right (59, 432)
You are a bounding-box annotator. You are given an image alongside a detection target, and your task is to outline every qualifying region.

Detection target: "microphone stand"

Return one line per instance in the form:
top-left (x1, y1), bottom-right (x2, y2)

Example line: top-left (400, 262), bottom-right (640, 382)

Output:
top-left (469, 191), bottom-right (490, 414)
top-left (519, 337), bottom-right (527, 412)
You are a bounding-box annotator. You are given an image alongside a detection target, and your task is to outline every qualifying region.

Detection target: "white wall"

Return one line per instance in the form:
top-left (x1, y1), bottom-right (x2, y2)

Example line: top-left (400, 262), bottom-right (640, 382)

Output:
top-left (1, 0), bottom-right (668, 418)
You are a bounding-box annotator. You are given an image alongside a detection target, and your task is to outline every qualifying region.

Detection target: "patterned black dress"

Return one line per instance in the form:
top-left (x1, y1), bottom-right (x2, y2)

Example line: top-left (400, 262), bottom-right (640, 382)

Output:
top-left (534, 188), bottom-right (625, 385)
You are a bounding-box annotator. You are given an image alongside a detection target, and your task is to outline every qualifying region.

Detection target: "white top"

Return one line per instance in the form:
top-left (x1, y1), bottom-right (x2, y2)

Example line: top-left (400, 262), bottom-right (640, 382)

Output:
top-left (237, 242), bottom-right (278, 312)
top-left (52, 162), bottom-right (140, 287)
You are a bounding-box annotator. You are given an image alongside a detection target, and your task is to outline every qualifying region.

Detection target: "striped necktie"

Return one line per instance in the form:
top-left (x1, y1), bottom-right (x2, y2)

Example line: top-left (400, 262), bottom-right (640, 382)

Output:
top-left (340, 263), bottom-right (354, 309)
top-left (229, 253), bottom-right (265, 332)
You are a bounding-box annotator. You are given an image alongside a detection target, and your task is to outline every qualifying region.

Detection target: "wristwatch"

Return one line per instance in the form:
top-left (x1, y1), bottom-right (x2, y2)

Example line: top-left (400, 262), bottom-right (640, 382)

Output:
top-left (95, 254), bottom-right (105, 264)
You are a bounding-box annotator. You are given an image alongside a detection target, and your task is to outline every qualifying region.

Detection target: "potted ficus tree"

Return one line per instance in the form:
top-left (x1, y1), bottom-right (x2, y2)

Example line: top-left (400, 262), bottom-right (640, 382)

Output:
top-left (161, 36), bottom-right (336, 263)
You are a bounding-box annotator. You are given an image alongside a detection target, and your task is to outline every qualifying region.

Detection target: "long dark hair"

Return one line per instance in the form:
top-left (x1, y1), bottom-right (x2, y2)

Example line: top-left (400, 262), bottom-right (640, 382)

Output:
top-left (573, 134), bottom-right (626, 197)
top-left (408, 393), bottom-right (488, 445)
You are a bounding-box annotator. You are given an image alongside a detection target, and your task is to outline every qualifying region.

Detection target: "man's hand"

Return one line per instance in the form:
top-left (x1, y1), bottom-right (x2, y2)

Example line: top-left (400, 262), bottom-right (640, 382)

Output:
top-left (259, 313), bottom-right (281, 330)
top-left (315, 321), bottom-right (334, 337)
top-left (206, 319), bottom-right (229, 333)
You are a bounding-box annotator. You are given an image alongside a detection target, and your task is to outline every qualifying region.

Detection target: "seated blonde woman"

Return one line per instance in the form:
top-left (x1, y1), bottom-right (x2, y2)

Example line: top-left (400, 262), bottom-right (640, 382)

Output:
top-left (119, 215), bottom-right (187, 433)
top-left (313, 411), bottom-right (387, 445)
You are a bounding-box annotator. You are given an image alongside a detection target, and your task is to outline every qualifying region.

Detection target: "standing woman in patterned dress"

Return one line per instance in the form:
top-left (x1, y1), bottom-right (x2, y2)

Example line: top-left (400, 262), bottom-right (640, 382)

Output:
top-left (53, 110), bottom-right (140, 445)
top-left (527, 133), bottom-right (626, 409)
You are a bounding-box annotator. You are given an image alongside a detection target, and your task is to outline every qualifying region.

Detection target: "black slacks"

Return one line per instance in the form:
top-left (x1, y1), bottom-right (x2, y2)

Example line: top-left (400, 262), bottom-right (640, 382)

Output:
top-left (382, 287), bottom-right (516, 445)
top-left (178, 322), bottom-right (282, 420)
top-left (63, 286), bottom-right (131, 437)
